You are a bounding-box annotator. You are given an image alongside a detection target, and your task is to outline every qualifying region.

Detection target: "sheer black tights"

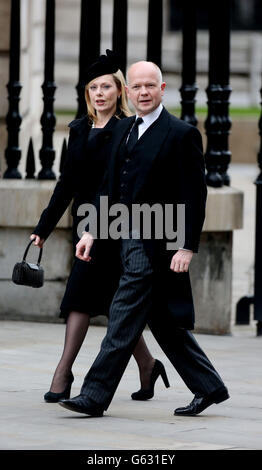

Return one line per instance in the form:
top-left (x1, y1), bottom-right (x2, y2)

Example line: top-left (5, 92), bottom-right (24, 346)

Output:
top-left (49, 311), bottom-right (90, 393)
top-left (49, 311), bottom-right (155, 393)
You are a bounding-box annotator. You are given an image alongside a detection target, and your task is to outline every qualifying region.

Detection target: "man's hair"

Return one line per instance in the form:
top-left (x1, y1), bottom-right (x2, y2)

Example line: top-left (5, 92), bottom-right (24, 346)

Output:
top-left (127, 61), bottom-right (163, 85)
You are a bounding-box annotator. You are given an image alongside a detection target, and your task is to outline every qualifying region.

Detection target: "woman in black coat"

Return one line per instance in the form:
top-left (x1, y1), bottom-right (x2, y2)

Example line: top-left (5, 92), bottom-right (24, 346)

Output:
top-left (31, 51), bottom-right (169, 402)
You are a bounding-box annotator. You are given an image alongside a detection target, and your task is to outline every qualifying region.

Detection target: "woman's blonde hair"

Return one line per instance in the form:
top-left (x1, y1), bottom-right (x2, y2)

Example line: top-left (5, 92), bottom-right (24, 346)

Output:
top-left (85, 69), bottom-right (132, 124)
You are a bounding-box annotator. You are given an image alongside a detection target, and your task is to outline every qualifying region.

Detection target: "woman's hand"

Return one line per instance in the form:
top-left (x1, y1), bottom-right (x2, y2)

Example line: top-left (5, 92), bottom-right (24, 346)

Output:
top-left (76, 232), bottom-right (94, 262)
top-left (30, 234), bottom-right (45, 249)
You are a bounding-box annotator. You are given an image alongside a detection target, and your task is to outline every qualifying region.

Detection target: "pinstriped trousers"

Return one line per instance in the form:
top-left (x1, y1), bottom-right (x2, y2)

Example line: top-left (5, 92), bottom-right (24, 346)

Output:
top-left (80, 238), bottom-right (225, 410)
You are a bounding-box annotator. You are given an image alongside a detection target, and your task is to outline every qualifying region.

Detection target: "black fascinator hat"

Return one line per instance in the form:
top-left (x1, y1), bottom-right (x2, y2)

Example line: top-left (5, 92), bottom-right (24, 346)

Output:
top-left (84, 49), bottom-right (123, 85)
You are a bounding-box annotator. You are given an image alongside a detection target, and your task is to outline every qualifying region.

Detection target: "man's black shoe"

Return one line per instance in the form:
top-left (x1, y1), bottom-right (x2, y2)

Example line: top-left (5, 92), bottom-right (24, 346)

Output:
top-left (174, 387), bottom-right (229, 416)
top-left (59, 395), bottom-right (104, 416)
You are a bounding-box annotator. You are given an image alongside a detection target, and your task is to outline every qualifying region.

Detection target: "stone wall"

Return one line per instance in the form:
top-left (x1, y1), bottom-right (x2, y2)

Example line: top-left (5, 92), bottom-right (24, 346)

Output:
top-left (198, 118), bottom-right (260, 165)
top-left (191, 186), bottom-right (244, 334)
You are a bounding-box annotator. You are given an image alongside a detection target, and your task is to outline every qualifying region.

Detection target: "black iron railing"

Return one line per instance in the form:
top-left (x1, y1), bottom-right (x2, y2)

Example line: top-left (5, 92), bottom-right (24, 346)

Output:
top-left (7, 0), bottom-right (262, 192)
top-left (147, 0), bottom-right (163, 69)
top-left (4, 0), bottom-right (22, 179)
top-left (4, 0), bottom-right (235, 184)
top-left (76, 0), bottom-right (101, 119)
top-left (236, 85), bottom-right (262, 336)
top-left (179, 0), bottom-right (198, 127)
top-left (205, 0), bottom-right (232, 188)
top-left (38, 0), bottom-right (56, 180)
top-left (254, 90), bottom-right (262, 335)
top-left (113, 0), bottom-right (128, 76)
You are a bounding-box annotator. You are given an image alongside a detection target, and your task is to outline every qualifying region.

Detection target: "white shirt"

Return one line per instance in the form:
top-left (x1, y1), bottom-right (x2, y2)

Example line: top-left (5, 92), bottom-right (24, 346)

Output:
top-left (137, 103), bottom-right (163, 139)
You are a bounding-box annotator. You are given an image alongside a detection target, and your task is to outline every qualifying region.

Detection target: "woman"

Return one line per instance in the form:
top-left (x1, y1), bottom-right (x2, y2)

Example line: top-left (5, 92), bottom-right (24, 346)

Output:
top-left (31, 51), bottom-right (169, 403)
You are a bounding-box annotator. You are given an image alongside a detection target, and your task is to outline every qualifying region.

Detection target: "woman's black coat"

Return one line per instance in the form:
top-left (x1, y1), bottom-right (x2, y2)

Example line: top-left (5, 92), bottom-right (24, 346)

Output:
top-left (33, 115), bottom-right (123, 318)
top-left (33, 115), bottom-right (121, 245)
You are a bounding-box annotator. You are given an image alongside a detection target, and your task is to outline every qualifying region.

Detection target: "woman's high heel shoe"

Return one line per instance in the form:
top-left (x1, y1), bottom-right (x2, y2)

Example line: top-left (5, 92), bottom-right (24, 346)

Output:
top-left (44, 372), bottom-right (74, 403)
top-left (131, 359), bottom-right (170, 401)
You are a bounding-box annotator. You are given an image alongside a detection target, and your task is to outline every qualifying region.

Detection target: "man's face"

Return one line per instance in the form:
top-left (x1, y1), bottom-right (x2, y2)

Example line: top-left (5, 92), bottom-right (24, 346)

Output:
top-left (126, 63), bottom-right (166, 116)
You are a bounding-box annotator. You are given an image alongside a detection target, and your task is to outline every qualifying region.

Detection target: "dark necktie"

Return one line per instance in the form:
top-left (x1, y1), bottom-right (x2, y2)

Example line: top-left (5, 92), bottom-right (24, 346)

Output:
top-left (126, 117), bottom-right (143, 152)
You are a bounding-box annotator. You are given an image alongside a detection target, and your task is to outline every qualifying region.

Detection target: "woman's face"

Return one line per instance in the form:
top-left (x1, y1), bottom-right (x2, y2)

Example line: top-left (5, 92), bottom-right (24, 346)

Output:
top-left (88, 74), bottom-right (120, 115)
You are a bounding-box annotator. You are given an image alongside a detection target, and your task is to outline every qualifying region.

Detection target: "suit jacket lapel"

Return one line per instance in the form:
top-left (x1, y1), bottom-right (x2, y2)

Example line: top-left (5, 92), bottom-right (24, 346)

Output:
top-left (133, 108), bottom-right (171, 199)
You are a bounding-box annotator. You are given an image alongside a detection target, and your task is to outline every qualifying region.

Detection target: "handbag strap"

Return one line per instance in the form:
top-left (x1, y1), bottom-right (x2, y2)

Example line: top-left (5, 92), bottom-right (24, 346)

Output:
top-left (22, 239), bottom-right (43, 266)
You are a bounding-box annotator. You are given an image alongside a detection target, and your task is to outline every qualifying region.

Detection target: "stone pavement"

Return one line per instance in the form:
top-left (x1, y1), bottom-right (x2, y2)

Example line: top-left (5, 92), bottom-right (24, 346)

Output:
top-left (0, 320), bottom-right (261, 450)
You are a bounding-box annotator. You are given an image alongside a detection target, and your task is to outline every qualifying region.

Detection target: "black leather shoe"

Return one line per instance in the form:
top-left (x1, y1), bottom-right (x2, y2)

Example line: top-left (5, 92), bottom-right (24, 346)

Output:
top-left (59, 395), bottom-right (104, 416)
top-left (44, 372), bottom-right (74, 403)
top-left (131, 359), bottom-right (170, 401)
top-left (174, 387), bottom-right (229, 416)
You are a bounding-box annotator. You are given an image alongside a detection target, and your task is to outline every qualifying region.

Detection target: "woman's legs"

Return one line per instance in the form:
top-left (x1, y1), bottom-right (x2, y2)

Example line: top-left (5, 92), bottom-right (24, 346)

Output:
top-left (132, 334), bottom-right (155, 389)
top-left (49, 314), bottom-right (155, 393)
top-left (49, 311), bottom-right (90, 393)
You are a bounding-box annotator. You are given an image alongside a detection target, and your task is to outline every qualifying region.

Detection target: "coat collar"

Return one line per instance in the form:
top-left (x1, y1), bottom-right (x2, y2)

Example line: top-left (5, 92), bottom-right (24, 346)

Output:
top-left (68, 114), bottom-right (125, 135)
top-left (68, 115), bottom-right (90, 134)
top-left (108, 107), bottom-right (171, 200)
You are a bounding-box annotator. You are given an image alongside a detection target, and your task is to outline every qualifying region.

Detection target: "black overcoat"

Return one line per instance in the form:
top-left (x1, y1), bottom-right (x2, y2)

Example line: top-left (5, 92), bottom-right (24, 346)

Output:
top-left (104, 107), bottom-right (207, 329)
top-left (32, 115), bottom-right (123, 318)
top-left (33, 114), bottom-right (121, 244)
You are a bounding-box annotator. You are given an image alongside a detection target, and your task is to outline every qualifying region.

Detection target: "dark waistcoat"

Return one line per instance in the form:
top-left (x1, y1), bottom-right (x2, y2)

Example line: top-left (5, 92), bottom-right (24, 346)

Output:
top-left (116, 134), bottom-right (139, 206)
top-left (115, 117), bottom-right (163, 207)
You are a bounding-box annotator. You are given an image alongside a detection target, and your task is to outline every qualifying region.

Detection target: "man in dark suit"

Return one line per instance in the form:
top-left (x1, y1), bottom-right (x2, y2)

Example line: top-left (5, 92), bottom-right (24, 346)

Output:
top-left (59, 61), bottom-right (229, 417)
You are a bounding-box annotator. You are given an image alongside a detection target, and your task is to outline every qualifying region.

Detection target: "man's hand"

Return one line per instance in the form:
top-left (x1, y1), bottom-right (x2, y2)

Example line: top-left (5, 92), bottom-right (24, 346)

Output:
top-left (170, 249), bottom-right (193, 273)
top-left (76, 232), bottom-right (94, 262)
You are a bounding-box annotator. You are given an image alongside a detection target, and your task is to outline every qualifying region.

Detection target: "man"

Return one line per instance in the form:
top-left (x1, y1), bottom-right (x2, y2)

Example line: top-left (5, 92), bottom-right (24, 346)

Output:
top-left (59, 61), bottom-right (229, 417)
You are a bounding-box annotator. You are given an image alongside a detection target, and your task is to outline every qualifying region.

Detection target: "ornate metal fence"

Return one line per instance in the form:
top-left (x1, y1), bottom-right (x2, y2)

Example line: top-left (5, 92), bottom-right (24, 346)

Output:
top-left (4, 0), bottom-right (234, 186)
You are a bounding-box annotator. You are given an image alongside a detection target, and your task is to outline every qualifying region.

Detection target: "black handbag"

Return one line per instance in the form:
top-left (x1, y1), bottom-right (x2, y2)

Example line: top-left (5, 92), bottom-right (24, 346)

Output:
top-left (12, 239), bottom-right (44, 288)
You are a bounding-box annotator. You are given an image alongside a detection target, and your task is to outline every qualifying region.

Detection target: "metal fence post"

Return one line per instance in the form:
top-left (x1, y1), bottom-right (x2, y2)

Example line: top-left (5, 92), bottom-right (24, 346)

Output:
top-left (4, 0), bottom-right (22, 179)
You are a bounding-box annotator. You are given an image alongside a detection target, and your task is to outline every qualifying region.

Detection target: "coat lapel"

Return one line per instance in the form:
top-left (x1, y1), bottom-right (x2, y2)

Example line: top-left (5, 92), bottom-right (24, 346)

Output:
top-left (68, 115), bottom-right (90, 134)
top-left (132, 108), bottom-right (170, 199)
top-left (68, 115), bottom-right (126, 162)
top-left (68, 116), bottom-right (91, 161)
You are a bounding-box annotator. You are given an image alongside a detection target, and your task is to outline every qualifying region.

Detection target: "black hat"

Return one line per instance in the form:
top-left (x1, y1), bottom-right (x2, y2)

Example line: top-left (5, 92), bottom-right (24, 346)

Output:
top-left (84, 49), bottom-right (122, 85)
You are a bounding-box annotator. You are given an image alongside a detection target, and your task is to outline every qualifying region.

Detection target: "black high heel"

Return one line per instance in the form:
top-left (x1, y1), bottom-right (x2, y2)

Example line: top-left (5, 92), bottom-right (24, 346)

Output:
top-left (131, 359), bottom-right (170, 401)
top-left (44, 372), bottom-right (74, 403)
